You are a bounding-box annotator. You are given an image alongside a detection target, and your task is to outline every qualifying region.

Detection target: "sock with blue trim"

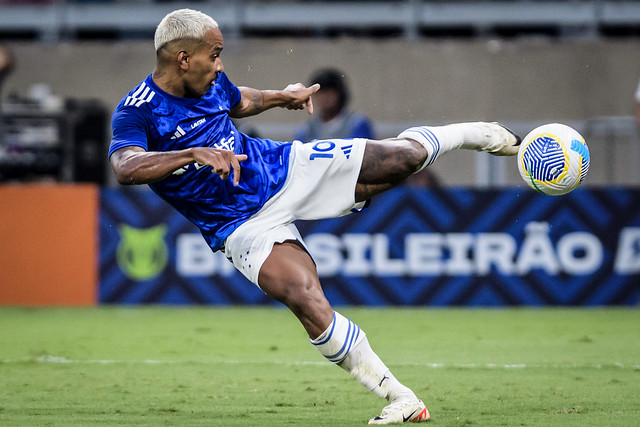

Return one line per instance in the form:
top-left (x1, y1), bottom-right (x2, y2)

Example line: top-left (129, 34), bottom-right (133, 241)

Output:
top-left (398, 123), bottom-right (484, 171)
top-left (311, 311), bottom-right (414, 400)
top-left (310, 311), bottom-right (364, 364)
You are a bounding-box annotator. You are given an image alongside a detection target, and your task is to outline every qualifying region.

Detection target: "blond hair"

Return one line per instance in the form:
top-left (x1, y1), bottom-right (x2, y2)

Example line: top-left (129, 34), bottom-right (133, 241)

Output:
top-left (154, 9), bottom-right (219, 52)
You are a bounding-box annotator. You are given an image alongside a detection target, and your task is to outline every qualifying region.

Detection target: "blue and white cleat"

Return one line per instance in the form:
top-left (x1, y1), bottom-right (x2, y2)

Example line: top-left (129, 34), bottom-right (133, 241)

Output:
top-left (368, 398), bottom-right (430, 424)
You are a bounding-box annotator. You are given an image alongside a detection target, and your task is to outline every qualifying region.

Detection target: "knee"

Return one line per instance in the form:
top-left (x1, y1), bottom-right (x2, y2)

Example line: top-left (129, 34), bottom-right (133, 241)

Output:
top-left (395, 139), bottom-right (426, 175)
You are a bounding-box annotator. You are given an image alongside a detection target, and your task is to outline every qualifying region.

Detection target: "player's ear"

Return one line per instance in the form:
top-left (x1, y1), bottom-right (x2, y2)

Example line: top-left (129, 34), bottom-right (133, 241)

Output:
top-left (177, 51), bottom-right (189, 71)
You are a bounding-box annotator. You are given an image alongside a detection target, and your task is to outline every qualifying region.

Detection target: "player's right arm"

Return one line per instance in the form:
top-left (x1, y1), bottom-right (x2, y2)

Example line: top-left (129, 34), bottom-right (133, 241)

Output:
top-left (110, 97), bottom-right (247, 186)
top-left (110, 146), bottom-right (247, 186)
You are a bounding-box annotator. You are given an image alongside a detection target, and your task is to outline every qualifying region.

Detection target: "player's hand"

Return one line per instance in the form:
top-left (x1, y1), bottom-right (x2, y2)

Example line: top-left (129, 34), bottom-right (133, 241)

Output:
top-left (191, 147), bottom-right (247, 186)
top-left (282, 83), bottom-right (320, 115)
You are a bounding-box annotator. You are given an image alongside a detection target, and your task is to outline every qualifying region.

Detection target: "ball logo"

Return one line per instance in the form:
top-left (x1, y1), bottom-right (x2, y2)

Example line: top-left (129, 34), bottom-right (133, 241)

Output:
top-left (522, 133), bottom-right (567, 182)
top-left (116, 224), bottom-right (168, 281)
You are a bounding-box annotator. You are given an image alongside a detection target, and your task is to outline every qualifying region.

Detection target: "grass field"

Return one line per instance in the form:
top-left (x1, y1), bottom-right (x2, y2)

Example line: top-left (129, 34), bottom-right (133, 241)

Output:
top-left (0, 307), bottom-right (638, 426)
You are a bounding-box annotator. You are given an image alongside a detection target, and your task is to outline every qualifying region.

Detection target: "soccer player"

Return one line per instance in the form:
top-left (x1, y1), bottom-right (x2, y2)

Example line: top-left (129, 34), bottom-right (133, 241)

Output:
top-left (109, 9), bottom-right (520, 424)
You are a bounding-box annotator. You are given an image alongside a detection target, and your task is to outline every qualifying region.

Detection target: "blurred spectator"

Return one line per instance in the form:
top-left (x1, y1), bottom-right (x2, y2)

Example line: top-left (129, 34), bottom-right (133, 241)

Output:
top-left (295, 68), bottom-right (374, 142)
top-left (294, 67), bottom-right (440, 186)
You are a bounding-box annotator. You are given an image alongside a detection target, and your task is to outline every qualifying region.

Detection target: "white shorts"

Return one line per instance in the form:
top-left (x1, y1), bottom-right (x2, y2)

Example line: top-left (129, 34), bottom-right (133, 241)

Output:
top-left (224, 138), bottom-right (367, 286)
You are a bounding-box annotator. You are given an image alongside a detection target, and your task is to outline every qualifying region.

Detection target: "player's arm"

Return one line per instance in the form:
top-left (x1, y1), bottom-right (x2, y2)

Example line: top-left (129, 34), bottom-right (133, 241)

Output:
top-left (230, 83), bottom-right (320, 118)
top-left (110, 145), bottom-right (247, 186)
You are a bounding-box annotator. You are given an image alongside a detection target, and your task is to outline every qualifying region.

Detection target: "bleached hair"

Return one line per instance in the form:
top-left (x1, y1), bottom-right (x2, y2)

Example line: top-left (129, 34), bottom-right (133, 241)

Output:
top-left (154, 9), bottom-right (219, 52)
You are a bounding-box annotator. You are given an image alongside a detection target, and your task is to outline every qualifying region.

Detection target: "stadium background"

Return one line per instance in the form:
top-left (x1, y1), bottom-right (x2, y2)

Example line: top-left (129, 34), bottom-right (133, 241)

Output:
top-left (0, 0), bottom-right (639, 306)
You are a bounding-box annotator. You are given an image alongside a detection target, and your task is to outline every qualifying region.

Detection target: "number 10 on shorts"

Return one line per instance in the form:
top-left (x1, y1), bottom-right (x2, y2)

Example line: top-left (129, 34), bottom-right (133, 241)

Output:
top-left (310, 141), bottom-right (335, 160)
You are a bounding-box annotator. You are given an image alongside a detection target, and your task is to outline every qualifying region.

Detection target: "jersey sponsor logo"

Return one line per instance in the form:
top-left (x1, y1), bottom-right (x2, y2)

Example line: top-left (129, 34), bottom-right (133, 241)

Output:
top-left (124, 82), bottom-right (156, 107)
top-left (171, 133), bottom-right (236, 176)
top-left (213, 132), bottom-right (235, 151)
top-left (172, 162), bottom-right (208, 176)
top-left (191, 118), bottom-right (206, 129)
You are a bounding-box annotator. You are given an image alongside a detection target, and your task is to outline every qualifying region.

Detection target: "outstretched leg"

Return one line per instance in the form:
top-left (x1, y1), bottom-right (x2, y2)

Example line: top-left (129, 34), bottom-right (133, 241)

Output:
top-left (398, 122), bottom-right (521, 170)
top-left (356, 122), bottom-right (520, 202)
top-left (258, 241), bottom-right (430, 424)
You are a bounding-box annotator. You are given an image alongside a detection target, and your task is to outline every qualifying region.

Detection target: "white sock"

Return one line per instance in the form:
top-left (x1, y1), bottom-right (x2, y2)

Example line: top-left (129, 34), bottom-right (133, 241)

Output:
top-left (398, 123), bottom-right (484, 171)
top-left (340, 336), bottom-right (415, 401)
top-left (310, 311), bottom-right (365, 364)
top-left (310, 311), bottom-right (415, 401)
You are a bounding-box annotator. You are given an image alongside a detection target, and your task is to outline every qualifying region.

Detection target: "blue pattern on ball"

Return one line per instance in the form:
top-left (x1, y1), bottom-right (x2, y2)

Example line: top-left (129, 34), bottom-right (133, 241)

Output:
top-left (522, 135), bottom-right (567, 182)
top-left (571, 139), bottom-right (590, 183)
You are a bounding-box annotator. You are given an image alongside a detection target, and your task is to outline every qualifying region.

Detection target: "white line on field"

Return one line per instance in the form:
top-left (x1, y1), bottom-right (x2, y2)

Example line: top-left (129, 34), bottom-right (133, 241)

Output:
top-left (0, 355), bottom-right (638, 370)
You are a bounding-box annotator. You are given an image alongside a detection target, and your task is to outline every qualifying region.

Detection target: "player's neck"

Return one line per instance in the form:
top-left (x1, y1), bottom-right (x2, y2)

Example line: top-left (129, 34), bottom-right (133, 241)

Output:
top-left (152, 69), bottom-right (186, 98)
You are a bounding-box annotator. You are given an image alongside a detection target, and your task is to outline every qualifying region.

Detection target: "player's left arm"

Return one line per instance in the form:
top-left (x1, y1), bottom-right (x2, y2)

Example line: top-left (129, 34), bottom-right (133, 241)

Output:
top-left (230, 83), bottom-right (320, 118)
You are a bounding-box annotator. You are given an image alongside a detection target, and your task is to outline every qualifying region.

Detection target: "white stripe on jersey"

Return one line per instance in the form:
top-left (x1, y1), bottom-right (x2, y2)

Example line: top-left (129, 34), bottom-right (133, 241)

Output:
top-left (135, 89), bottom-right (155, 107)
top-left (124, 82), bottom-right (146, 106)
top-left (124, 82), bottom-right (155, 107)
top-left (131, 82), bottom-right (147, 98)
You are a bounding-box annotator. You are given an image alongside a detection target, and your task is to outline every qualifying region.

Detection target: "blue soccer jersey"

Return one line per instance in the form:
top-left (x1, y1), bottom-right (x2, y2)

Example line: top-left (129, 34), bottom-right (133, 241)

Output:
top-left (109, 73), bottom-right (292, 251)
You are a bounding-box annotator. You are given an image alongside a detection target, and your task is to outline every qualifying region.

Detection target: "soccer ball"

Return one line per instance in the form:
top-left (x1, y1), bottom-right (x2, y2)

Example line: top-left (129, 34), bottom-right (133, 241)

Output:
top-left (517, 123), bottom-right (590, 196)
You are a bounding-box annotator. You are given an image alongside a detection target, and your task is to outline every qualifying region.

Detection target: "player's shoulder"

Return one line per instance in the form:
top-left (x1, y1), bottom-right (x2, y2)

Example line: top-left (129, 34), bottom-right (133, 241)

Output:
top-left (117, 76), bottom-right (158, 111)
top-left (114, 75), bottom-right (179, 126)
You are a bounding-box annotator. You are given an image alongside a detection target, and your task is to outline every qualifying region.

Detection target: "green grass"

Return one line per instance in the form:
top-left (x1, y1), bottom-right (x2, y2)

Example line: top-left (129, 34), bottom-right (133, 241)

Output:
top-left (0, 307), bottom-right (638, 426)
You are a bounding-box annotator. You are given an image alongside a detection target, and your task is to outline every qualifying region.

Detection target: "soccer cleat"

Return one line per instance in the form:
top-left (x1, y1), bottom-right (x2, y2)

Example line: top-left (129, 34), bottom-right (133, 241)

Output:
top-left (467, 122), bottom-right (521, 156)
top-left (368, 398), bottom-right (430, 424)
